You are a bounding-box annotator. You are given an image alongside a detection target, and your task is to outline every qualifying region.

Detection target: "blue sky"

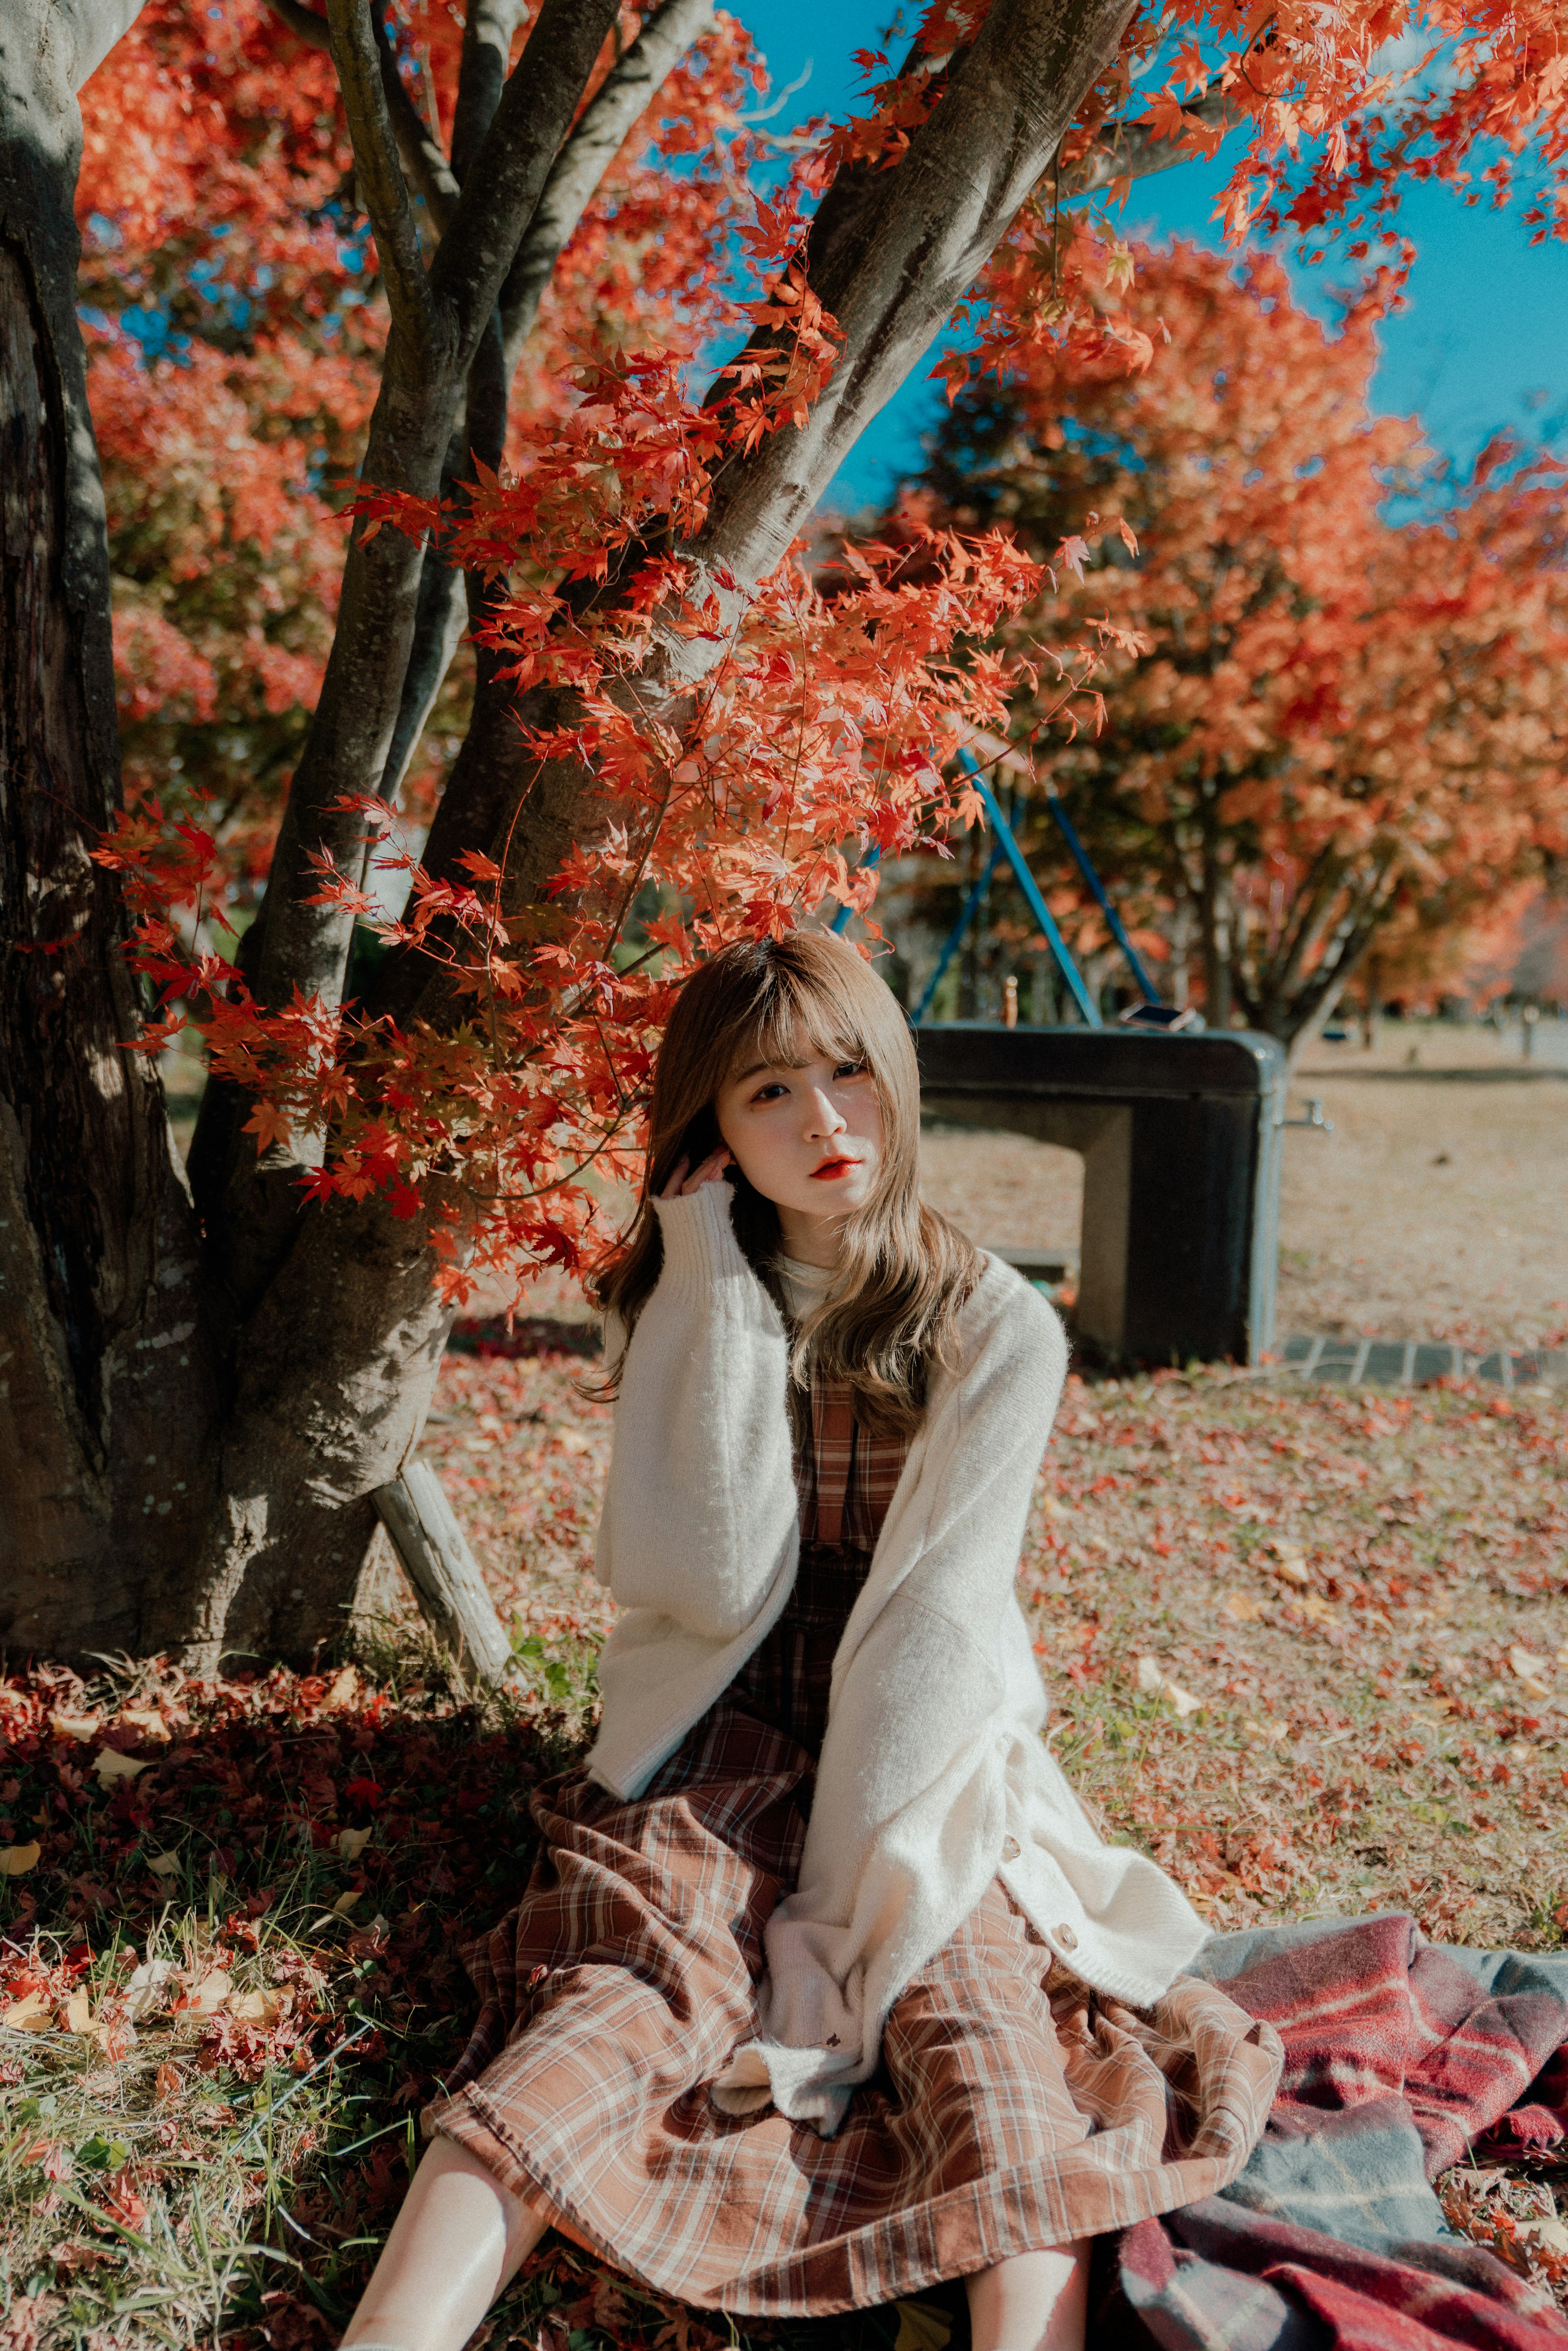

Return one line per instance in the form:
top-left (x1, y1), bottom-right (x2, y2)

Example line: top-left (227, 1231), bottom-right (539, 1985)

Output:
top-left (726, 0), bottom-right (1568, 514)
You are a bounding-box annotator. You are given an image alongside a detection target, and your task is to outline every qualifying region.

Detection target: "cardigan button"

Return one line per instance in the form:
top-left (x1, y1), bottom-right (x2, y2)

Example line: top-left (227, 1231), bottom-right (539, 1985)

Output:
top-left (1002, 1835), bottom-right (1021, 1862)
top-left (1055, 1924), bottom-right (1079, 1952)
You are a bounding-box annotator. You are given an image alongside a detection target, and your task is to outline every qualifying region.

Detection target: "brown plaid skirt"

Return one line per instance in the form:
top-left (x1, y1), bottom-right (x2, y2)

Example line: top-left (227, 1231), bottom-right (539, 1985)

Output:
top-left (425, 1540), bottom-right (1281, 2316)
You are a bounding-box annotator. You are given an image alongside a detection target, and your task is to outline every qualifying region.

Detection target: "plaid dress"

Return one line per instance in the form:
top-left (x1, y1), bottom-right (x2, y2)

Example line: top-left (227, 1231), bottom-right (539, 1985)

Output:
top-left (425, 1370), bottom-right (1280, 2317)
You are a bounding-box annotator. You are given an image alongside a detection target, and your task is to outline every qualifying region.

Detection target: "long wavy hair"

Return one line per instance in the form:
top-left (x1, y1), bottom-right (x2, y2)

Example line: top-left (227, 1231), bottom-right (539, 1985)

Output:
top-left (590, 933), bottom-right (982, 1433)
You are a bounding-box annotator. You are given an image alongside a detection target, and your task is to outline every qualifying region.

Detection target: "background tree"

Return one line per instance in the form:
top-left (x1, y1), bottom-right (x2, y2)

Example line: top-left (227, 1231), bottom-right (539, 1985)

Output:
top-left (4, 0), bottom-right (1563, 1669)
top-left (913, 241), bottom-right (1568, 1048)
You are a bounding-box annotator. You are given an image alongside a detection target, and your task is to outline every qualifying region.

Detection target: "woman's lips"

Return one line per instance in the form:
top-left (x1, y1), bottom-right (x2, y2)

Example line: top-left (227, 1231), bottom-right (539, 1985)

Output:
top-left (808, 1156), bottom-right (859, 1181)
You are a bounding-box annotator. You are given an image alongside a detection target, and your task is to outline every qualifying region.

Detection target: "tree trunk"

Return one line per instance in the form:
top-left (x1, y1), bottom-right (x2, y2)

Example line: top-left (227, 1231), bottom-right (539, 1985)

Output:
top-left (0, 0), bottom-right (224, 1660)
top-left (1198, 818), bottom-right (1232, 1030)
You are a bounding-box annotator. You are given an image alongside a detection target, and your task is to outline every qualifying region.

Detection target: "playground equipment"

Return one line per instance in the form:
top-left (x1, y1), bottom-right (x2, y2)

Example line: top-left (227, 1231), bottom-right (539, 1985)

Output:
top-left (835, 748), bottom-right (1287, 1366)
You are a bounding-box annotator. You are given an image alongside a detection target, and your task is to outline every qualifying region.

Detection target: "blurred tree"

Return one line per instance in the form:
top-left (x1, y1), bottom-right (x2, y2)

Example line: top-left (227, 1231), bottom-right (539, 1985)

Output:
top-left (917, 241), bottom-right (1568, 1049)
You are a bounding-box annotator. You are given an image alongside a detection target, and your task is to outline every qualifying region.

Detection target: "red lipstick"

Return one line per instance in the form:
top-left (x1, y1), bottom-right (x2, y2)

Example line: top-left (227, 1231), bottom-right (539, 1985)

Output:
top-left (808, 1156), bottom-right (858, 1181)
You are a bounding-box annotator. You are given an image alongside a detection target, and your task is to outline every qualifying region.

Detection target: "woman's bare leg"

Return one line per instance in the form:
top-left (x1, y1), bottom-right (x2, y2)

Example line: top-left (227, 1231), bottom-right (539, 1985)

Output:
top-left (339, 2135), bottom-right (552, 2351)
top-left (965, 2242), bottom-right (1090, 2351)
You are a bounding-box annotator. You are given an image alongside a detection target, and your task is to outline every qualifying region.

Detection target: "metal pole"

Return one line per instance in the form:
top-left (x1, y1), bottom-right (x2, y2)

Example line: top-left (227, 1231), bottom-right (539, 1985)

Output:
top-left (1045, 792), bottom-right (1160, 1005)
top-left (954, 750), bottom-right (1101, 1027)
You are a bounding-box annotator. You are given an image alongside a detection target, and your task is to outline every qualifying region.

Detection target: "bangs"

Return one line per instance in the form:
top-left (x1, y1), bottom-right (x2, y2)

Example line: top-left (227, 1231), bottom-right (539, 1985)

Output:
top-left (726, 976), bottom-right (870, 1085)
top-left (593, 929), bottom-right (981, 1433)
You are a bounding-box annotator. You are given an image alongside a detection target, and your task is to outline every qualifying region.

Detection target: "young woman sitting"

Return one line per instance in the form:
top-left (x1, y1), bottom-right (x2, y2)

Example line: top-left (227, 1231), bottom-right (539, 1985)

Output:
top-left (341, 931), bottom-right (1281, 2351)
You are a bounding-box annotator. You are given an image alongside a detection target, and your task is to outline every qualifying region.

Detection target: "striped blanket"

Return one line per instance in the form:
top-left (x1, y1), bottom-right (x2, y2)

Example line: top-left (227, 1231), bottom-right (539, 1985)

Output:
top-left (1105, 1912), bottom-right (1568, 2349)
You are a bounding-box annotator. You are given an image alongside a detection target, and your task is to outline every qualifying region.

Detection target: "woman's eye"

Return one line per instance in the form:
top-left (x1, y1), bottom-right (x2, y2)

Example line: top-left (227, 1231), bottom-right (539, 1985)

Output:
top-left (751, 1081), bottom-right (788, 1103)
top-left (835, 1061), bottom-right (868, 1081)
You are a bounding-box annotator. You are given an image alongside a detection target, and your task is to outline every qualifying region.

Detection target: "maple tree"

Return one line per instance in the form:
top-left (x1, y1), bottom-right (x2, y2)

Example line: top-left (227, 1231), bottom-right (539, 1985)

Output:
top-left (914, 239), bottom-right (1568, 1046)
top-left (3, 0), bottom-right (1566, 1668)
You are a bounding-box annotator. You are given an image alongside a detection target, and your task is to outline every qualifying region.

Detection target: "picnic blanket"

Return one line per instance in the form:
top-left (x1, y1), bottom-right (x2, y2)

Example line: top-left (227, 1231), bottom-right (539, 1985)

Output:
top-left (1098, 1912), bottom-right (1568, 2350)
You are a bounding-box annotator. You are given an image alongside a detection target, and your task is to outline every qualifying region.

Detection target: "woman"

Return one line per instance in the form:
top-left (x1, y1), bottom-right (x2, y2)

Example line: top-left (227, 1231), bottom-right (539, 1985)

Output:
top-left (343, 933), bottom-right (1281, 2351)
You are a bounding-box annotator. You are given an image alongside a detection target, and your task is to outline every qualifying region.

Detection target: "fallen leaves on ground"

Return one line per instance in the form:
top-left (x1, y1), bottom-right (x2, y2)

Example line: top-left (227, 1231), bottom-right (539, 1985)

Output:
top-left (0, 1345), bottom-right (1564, 2348)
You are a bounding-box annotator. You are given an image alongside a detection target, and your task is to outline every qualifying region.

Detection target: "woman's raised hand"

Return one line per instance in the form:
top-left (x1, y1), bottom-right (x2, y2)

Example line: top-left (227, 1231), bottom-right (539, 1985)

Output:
top-left (660, 1148), bottom-right (732, 1200)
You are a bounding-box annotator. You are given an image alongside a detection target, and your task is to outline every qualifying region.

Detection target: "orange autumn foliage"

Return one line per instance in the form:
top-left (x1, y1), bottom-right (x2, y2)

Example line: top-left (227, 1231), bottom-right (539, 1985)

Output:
top-left (77, 0), bottom-right (1568, 1284)
top-left (918, 241), bottom-right (1568, 1042)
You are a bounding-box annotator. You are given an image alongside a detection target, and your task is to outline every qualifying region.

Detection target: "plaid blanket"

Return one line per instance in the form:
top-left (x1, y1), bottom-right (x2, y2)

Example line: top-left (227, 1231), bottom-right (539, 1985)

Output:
top-left (1101, 1912), bottom-right (1568, 2350)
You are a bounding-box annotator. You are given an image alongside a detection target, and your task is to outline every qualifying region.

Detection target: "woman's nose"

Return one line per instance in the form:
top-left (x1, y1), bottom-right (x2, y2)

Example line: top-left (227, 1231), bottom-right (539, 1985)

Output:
top-left (806, 1088), bottom-right (847, 1136)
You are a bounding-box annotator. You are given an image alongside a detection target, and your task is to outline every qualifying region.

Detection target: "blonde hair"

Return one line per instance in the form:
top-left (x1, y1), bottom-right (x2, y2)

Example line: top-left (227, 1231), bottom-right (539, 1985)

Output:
top-left (590, 933), bottom-right (981, 1434)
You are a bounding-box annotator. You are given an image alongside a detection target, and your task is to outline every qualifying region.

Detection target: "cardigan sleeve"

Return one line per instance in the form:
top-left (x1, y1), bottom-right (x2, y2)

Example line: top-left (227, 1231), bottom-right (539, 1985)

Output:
top-left (592, 1184), bottom-right (799, 1645)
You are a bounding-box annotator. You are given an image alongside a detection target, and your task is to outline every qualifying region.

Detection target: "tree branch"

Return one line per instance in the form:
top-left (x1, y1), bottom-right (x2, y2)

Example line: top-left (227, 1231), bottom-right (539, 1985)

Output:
top-left (248, 0), bottom-right (619, 1044)
top-left (450, 0), bottom-right (525, 182)
top-left (379, 0), bottom-right (714, 807)
top-left (375, 500), bottom-right (469, 800)
top-left (658, 0), bottom-right (1140, 669)
top-left (1268, 842), bottom-right (1344, 1005)
top-left (1289, 856), bottom-right (1404, 1038)
top-left (369, 0), bottom-right (461, 229)
top-left (498, 0), bottom-right (715, 367)
top-left (324, 0), bottom-right (438, 350)
top-left (1069, 80), bottom-right (1241, 197)
top-left (428, 0), bottom-right (623, 356)
top-left (267, 0), bottom-right (460, 226)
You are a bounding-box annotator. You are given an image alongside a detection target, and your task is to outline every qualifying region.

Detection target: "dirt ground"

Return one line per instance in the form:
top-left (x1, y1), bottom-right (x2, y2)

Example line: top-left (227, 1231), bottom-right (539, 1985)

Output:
top-left (1279, 1023), bottom-right (1568, 1348)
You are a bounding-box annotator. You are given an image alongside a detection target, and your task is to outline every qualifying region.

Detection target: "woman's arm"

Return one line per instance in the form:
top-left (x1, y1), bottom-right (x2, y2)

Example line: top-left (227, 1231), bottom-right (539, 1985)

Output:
top-left (595, 1179), bottom-right (798, 1643)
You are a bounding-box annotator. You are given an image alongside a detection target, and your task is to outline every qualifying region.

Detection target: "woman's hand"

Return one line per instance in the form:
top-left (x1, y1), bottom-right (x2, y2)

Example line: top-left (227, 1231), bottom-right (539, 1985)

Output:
top-left (660, 1148), bottom-right (732, 1201)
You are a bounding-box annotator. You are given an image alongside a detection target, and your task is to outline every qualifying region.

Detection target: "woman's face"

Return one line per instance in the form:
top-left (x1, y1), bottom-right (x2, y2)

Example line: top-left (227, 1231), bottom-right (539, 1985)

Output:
top-left (714, 1047), bottom-right (884, 1255)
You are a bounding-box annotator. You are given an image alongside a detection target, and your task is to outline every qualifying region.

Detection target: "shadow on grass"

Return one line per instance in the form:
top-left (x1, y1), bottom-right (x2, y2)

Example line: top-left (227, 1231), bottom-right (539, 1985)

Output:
top-left (0, 1652), bottom-right (963, 2351)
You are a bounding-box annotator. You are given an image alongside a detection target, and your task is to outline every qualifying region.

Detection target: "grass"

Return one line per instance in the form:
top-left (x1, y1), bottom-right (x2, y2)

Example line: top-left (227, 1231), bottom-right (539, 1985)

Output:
top-left (2, 1350), bottom-right (1566, 2348)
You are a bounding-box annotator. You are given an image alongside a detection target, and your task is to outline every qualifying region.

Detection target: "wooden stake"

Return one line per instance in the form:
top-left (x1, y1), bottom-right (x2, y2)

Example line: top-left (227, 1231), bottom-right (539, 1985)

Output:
top-left (372, 1460), bottom-right (517, 1685)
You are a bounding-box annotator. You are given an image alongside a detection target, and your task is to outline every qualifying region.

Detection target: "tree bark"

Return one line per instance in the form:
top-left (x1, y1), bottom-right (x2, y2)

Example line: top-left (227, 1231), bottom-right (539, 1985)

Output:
top-left (138, 1179), bottom-right (471, 1660)
top-left (0, 0), bottom-right (223, 1660)
top-left (374, 0), bottom-right (716, 806)
top-left (192, 0), bottom-right (622, 1312)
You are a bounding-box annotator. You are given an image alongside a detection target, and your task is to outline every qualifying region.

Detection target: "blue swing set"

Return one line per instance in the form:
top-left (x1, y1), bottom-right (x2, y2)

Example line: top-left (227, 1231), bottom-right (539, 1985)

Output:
top-left (831, 745), bottom-right (1179, 1029)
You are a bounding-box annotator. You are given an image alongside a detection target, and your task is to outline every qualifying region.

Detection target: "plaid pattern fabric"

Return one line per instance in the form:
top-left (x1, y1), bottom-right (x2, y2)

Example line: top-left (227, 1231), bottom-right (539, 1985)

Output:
top-left (1104, 1913), bottom-right (1568, 2351)
top-left (425, 1700), bottom-right (1278, 2315)
top-left (423, 1368), bottom-right (1279, 2315)
top-left (792, 1370), bottom-right (909, 1550)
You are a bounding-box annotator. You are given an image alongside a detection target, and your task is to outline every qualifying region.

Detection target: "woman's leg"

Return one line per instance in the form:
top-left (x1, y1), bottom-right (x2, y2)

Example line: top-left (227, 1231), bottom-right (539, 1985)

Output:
top-left (965, 2242), bottom-right (1089, 2351)
top-left (339, 2134), bottom-right (552, 2351)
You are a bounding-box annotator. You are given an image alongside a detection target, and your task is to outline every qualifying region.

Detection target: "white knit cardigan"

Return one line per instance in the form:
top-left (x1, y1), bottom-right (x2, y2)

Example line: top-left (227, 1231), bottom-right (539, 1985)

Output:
top-left (586, 1184), bottom-right (1208, 2133)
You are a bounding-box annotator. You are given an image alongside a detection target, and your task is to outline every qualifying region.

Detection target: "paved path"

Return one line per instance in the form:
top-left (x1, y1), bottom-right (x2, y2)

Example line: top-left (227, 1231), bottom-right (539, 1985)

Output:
top-left (1275, 1334), bottom-right (1567, 1390)
top-left (446, 1312), bottom-right (1568, 1392)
